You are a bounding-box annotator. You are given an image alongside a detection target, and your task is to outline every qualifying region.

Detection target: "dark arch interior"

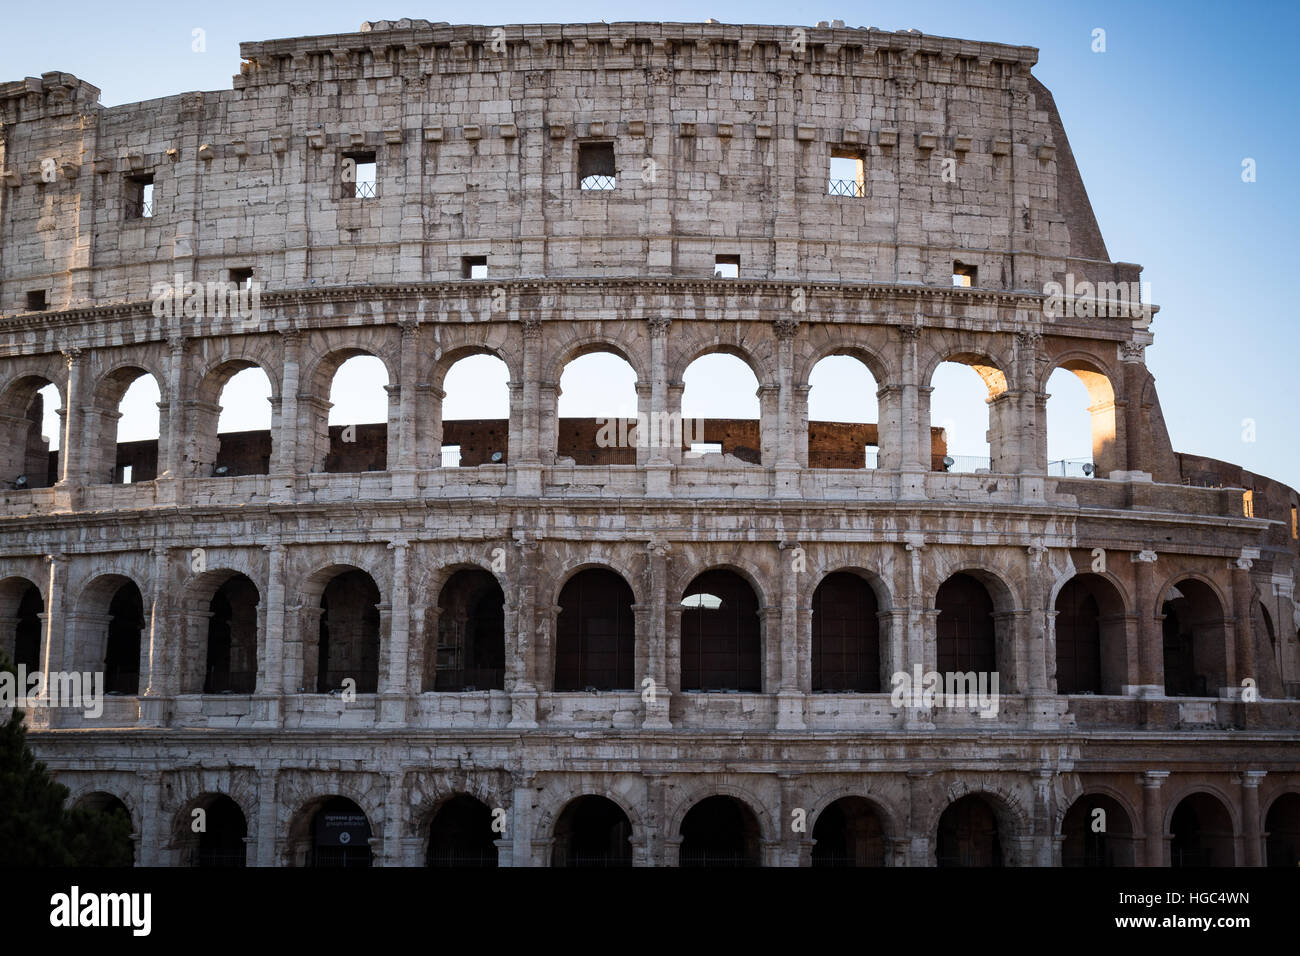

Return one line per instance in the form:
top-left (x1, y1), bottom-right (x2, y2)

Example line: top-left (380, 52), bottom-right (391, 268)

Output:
top-left (1054, 572), bottom-right (1127, 696)
top-left (937, 794), bottom-right (1003, 867)
top-left (1170, 793), bottom-right (1234, 867)
top-left (175, 794), bottom-right (248, 867)
top-left (307, 796), bottom-right (373, 868)
top-left (551, 795), bottom-right (633, 867)
top-left (812, 796), bottom-right (886, 867)
top-left (555, 568), bottom-right (635, 691)
top-left (680, 570), bottom-right (761, 693)
top-left (72, 792), bottom-right (135, 865)
top-left (204, 575), bottom-right (259, 694)
top-left (1060, 794), bottom-right (1136, 866)
top-left (1162, 579), bottom-right (1225, 697)
top-left (811, 572), bottom-right (880, 692)
top-left (935, 573), bottom-right (995, 675)
top-left (14, 583), bottom-right (43, 673)
top-left (431, 569), bottom-right (505, 692)
top-left (104, 581), bottom-right (145, 695)
top-left (318, 570), bottom-right (380, 693)
top-left (679, 795), bottom-right (762, 867)
top-left (1265, 793), bottom-right (1300, 867)
top-left (427, 795), bottom-right (498, 867)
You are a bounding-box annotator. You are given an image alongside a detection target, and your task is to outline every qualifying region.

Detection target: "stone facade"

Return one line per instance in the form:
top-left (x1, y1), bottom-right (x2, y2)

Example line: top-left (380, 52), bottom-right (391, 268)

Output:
top-left (0, 19), bottom-right (1297, 867)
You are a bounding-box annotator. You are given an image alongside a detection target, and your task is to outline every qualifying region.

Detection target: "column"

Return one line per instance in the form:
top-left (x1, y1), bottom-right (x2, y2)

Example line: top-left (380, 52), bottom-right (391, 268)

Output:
top-left (515, 318), bottom-right (543, 495)
top-left (1241, 771), bottom-right (1265, 866)
top-left (509, 771), bottom-right (536, 866)
top-left (157, 334), bottom-right (187, 485)
top-left (56, 348), bottom-right (85, 491)
top-left (256, 543), bottom-right (286, 725)
top-left (272, 330), bottom-right (301, 500)
top-left (378, 538), bottom-right (410, 725)
top-left (1131, 550), bottom-right (1162, 696)
top-left (897, 326), bottom-right (926, 499)
top-left (642, 539), bottom-right (672, 728)
top-left (907, 771), bottom-right (933, 866)
top-left (139, 546), bottom-right (172, 726)
top-left (255, 766), bottom-right (277, 866)
top-left (137, 771), bottom-right (163, 866)
top-left (381, 772), bottom-right (405, 866)
top-left (776, 540), bottom-right (804, 730)
top-left (1142, 770), bottom-right (1168, 867)
top-left (1230, 552), bottom-right (1257, 697)
top-left (392, 318), bottom-right (420, 495)
top-left (509, 535), bottom-right (539, 728)
top-left (773, 318), bottom-right (800, 496)
top-left (642, 772), bottom-right (669, 866)
top-left (778, 773), bottom-right (806, 866)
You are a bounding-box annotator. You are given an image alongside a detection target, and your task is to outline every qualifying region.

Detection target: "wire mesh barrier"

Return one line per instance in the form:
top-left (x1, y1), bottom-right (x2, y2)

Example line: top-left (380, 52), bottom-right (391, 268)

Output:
top-left (1048, 458), bottom-right (1096, 477)
top-left (580, 174), bottom-right (616, 190)
top-left (827, 178), bottom-right (864, 197)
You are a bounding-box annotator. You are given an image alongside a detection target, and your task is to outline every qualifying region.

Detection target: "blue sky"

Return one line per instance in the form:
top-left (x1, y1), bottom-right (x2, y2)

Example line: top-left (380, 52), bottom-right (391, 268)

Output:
top-left (6, 1), bottom-right (1296, 485)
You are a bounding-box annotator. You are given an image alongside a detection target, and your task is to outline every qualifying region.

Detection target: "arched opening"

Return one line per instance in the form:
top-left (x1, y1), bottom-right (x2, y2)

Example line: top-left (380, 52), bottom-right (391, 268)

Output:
top-left (0, 376), bottom-right (61, 489)
top-left (551, 795), bottom-right (633, 867)
top-left (1046, 363), bottom-right (1116, 477)
top-left (680, 795), bottom-right (762, 867)
top-left (212, 365), bottom-right (273, 476)
top-left (680, 353), bottom-right (762, 464)
top-left (1254, 602), bottom-right (1282, 699)
top-left (316, 570), bottom-right (380, 694)
top-left (811, 797), bottom-right (886, 866)
top-left (811, 572), bottom-right (881, 692)
top-left (555, 569), bottom-right (635, 691)
top-left (1161, 579), bottom-right (1226, 697)
top-left (929, 357), bottom-right (1006, 473)
top-left (72, 792), bottom-right (135, 864)
top-left (428, 569), bottom-right (505, 692)
top-left (325, 354), bottom-right (389, 473)
top-left (1265, 793), bottom-right (1300, 867)
top-left (96, 368), bottom-right (160, 484)
top-left (937, 794), bottom-right (1003, 867)
top-left (440, 354), bottom-right (510, 467)
top-left (294, 796), bottom-right (373, 868)
top-left (426, 795), bottom-right (498, 867)
top-left (204, 574), bottom-right (259, 694)
top-left (807, 355), bottom-right (880, 469)
top-left (1170, 793), bottom-right (1235, 866)
top-left (1060, 794), bottom-right (1136, 866)
top-left (0, 577), bottom-right (43, 674)
top-left (175, 794), bottom-right (248, 867)
top-left (680, 570), bottom-right (761, 692)
top-left (556, 351), bottom-right (639, 465)
top-left (1055, 573), bottom-right (1126, 695)
top-left (104, 581), bottom-right (145, 695)
top-left (935, 573), bottom-right (996, 675)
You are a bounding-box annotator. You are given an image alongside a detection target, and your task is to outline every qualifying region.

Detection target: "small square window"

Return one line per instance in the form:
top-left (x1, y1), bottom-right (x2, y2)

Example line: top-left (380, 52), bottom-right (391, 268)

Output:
top-left (461, 256), bottom-right (488, 279)
top-left (121, 464), bottom-right (133, 485)
top-left (714, 255), bottom-right (740, 279)
top-left (578, 142), bottom-right (616, 190)
top-left (229, 267), bottom-right (254, 288)
top-left (1243, 489), bottom-right (1255, 518)
top-left (342, 151), bottom-right (377, 199)
top-left (952, 262), bottom-right (977, 288)
top-left (829, 149), bottom-right (865, 197)
top-left (1291, 504), bottom-right (1297, 539)
top-left (441, 445), bottom-right (462, 468)
top-left (26, 290), bottom-right (47, 311)
top-left (125, 174), bottom-right (154, 220)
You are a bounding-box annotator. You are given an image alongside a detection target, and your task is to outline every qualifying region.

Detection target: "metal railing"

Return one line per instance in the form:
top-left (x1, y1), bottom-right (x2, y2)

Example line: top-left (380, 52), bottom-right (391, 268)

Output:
top-left (125, 198), bottom-right (153, 219)
top-left (938, 455), bottom-right (992, 473)
top-left (828, 178), bottom-right (864, 197)
top-left (1048, 458), bottom-right (1097, 477)
top-left (354, 181), bottom-right (377, 199)
top-left (580, 174), bottom-right (616, 190)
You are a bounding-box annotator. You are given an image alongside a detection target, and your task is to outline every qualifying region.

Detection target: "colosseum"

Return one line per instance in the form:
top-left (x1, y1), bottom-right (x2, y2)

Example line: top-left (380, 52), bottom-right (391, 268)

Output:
top-left (1, 18), bottom-right (1297, 869)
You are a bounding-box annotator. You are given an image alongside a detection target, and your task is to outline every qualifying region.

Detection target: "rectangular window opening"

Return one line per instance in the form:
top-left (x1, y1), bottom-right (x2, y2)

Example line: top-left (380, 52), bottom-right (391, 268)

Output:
top-left (953, 262), bottom-right (978, 288)
top-left (1291, 504), bottom-right (1298, 539)
top-left (865, 446), bottom-right (879, 469)
top-left (688, 442), bottom-right (722, 457)
top-left (342, 151), bottom-right (377, 199)
top-left (121, 464), bottom-right (133, 485)
top-left (25, 290), bottom-right (47, 311)
top-left (714, 254), bottom-right (740, 279)
top-left (125, 174), bottom-right (154, 219)
top-left (578, 142), bottom-right (616, 190)
top-left (441, 445), bottom-right (462, 468)
top-left (828, 149), bottom-right (865, 197)
top-left (461, 256), bottom-right (488, 279)
top-left (228, 267), bottom-right (254, 288)
top-left (1243, 489), bottom-right (1255, 518)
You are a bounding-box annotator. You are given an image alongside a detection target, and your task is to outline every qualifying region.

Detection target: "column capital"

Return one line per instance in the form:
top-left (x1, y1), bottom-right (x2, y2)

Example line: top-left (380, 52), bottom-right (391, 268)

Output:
top-left (1141, 770), bottom-right (1170, 787)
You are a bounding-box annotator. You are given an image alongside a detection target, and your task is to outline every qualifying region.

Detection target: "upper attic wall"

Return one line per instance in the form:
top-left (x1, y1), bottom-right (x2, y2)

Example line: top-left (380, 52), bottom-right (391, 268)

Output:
top-left (0, 21), bottom-right (1130, 313)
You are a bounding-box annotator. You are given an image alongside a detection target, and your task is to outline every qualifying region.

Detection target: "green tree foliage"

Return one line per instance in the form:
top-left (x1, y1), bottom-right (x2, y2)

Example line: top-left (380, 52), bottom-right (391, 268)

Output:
top-left (0, 650), bottom-right (134, 866)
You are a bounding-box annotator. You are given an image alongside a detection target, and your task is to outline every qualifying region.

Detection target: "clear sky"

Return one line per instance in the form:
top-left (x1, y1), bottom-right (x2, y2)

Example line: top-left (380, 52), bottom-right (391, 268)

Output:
top-left (8, 1), bottom-right (1296, 485)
